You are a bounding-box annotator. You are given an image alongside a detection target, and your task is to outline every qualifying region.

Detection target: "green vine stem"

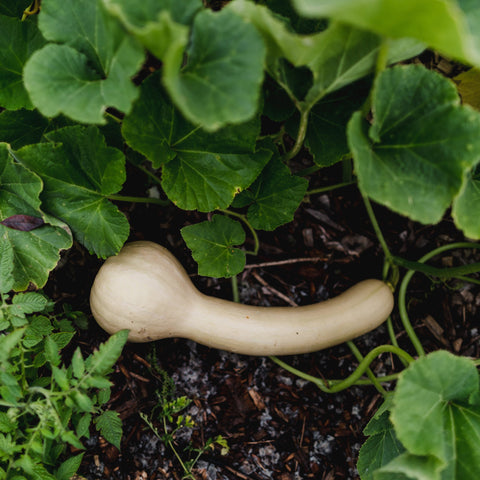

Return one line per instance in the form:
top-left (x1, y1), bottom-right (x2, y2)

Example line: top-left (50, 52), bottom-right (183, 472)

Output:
top-left (108, 194), bottom-right (170, 206)
top-left (230, 275), bottom-right (240, 303)
top-left (393, 255), bottom-right (480, 279)
top-left (397, 241), bottom-right (480, 358)
top-left (218, 209), bottom-right (260, 255)
top-left (362, 194), bottom-right (395, 270)
top-left (342, 156), bottom-right (353, 183)
top-left (346, 341), bottom-right (387, 396)
top-left (270, 344), bottom-right (414, 394)
top-left (305, 180), bottom-right (356, 197)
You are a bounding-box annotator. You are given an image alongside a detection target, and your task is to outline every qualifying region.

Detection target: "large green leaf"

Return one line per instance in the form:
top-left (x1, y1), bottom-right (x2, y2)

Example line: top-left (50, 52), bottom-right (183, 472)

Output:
top-left (390, 351), bottom-right (480, 479)
top-left (0, 0), bottom-right (31, 17)
top-left (374, 453), bottom-right (444, 480)
top-left (122, 72), bottom-right (271, 212)
top-left (292, 0), bottom-right (480, 66)
top-left (348, 65), bottom-right (480, 225)
top-left (0, 143), bottom-right (72, 291)
top-left (227, 0), bottom-right (323, 69)
top-left (23, 0), bottom-right (145, 124)
top-left (103, 0), bottom-right (201, 61)
top-left (303, 23), bottom-right (422, 109)
top-left (289, 80), bottom-right (370, 166)
top-left (16, 126), bottom-right (129, 258)
top-left (0, 109), bottom-right (72, 150)
top-left (163, 7), bottom-right (266, 131)
top-left (452, 167), bottom-right (480, 238)
top-left (181, 215), bottom-right (246, 278)
top-left (228, 1), bottom-right (422, 108)
top-left (0, 15), bottom-right (46, 110)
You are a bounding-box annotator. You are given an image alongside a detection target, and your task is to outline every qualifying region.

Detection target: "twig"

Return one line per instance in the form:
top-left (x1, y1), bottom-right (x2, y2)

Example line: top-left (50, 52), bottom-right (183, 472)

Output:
top-left (251, 271), bottom-right (298, 307)
top-left (245, 256), bottom-right (326, 269)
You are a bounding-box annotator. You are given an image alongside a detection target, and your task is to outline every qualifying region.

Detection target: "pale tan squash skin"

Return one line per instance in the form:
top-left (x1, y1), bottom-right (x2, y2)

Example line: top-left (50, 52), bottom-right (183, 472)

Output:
top-left (90, 241), bottom-right (394, 356)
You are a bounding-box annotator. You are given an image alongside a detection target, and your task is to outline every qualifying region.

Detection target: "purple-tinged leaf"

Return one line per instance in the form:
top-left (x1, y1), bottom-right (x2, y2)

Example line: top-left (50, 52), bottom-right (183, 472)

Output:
top-left (1, 215), bottom-right (44, 231)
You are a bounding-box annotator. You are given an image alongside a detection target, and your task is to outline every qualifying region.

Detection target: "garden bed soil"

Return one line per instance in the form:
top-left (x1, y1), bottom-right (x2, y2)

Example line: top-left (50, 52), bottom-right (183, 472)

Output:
top-left (47, 162), bottom-right (480, 480)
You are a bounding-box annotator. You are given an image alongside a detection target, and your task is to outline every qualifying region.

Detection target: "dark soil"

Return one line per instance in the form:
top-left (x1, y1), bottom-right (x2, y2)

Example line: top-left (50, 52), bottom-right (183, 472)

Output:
top-left (47, 158), bottom-right (480, 480)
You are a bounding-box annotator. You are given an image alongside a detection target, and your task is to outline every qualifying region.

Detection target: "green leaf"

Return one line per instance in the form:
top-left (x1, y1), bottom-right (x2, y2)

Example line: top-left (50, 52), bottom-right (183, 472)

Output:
top-left (103, 0), bottom-right (201, 61)
top-left (239, 156), bottom-right (309, 231)
top-left (94, 410), bottom-right (123, 449)
top-left (16, 125), bottom-right (129, 258)
top-left (12, 292), bottom-right (49, 314)
top-left (123, 73), bottom-right (271, 211)
top-left (452, 167), bottom-right (480, 239)
top-left (23, 315), bottom-right (54, 348)
top-left (292, 0), bottom-right (480, 66)
top-left (85, 329), bottom-right (129, 376)
top-left (348, 65), bottom-right (480, 225)
top-left (75, 413), bottom-right (92, 438)
top-left (0, 109), bottom-right (72, 150)
top-left (0, 0), bottom-right (31, 17)
top-left (0, 143), bottom-right (73, 291)
top-left (73, 391), bottom-right (95, 413)
top-left (71, 348), bottom-right (85, 379)
top-left (0, 109), bottom-right (48, 149)
top-left (0, 328), bottom-right (25, 365)
top-left (84, 375), bottom-right (112, 390)
top-left (229, 1), bottom-right (421, 109)
top-left (23, 0), bottom-right (145, 124)
top-left (16, 455), bottom-right (57, 480)
top-left (50, 331), bottom-right (75, 350)
top-left (44, 337), bottom-right (61, 367)
top-left (357, 406), bottom-right (406, 480)
top-left (55, 453), bottom-right (84, 480)
top-left (0, 240), bottom-right (14, 293)
top-left (227, 0), bottom-right (323, 69)
top-left (0, 412), bottom-right (16, 433)
top-left (303, 23), bottom-right (423, 109)
top-left (163, 7), bottom-right (266, 131)
top-left (181, 215), bottom-right (246, 278)
top-left (289, 80), bottom-right (370, 166)
top-left (390, 351), bottom-right (480, 479)
top-left (374, 453), bottom-right (444, 480)
top-left (52, 366), bottom-right (70, 390)
top-left (60, 430), bottom-right (84, 451)
top-left (0, 15), bottom-right (47, 110)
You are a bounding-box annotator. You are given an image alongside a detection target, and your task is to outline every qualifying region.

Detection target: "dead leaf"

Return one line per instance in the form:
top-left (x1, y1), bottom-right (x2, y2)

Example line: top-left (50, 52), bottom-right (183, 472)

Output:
top-left (1, 214), bottom-right (44, 231)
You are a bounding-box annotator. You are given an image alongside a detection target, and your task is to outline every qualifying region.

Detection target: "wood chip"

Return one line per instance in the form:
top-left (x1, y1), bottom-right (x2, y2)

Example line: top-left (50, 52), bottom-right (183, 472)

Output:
top-left (423, 315), bottom-right (449, 347)
top-left (248, 388), bottom-right (266, 410)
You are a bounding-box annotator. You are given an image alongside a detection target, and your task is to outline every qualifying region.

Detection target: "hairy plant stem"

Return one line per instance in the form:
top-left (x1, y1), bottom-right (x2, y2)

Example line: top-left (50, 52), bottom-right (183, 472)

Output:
top-left (270, 345), bottom-right (414, 394)
top-left (218, 209), bottom-right (259, 255)
top-left (108, 194), bottom-right (170, 206)
top-left (362, 194), bottom-right (395, 271)
top-left (284, 108), bottom-right (310, 162)
top-left (362, 37), bottom-right (390, 115)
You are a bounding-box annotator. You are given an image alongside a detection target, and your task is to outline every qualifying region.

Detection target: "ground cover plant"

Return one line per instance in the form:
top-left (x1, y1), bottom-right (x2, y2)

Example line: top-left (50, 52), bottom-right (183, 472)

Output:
top-left (2, 0), bottom-right (480, 478)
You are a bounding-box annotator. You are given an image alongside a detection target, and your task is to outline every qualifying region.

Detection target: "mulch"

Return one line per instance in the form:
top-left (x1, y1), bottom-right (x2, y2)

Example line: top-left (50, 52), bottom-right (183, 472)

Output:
top-left (46, 156), bottom-right (480, 479)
